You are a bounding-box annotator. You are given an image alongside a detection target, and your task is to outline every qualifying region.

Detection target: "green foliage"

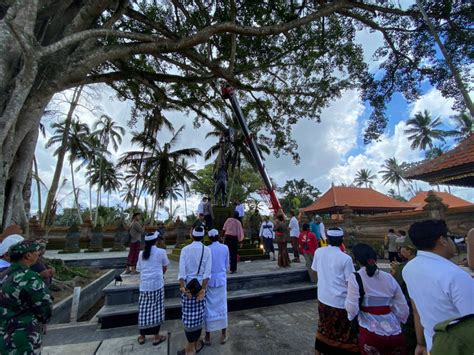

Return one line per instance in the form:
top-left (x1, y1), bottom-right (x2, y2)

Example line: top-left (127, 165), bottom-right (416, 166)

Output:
top-left (46, 259), bottom-right (89, 281)
top-left (404, 110), bottom-right (447, 151)
top-left (190, 163), bottom-right (262, 203)
top-left (353, 169), bottom-right (377, 188)
top-left (278, 179), bottom-right (320, 214)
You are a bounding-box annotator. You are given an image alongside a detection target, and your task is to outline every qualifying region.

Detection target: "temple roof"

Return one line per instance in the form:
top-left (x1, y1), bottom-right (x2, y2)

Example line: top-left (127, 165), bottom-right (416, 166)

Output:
top-left (404, 135), bottom-right (474, 187)
top-left (301, 185), bottom-right (416, 214)
top-left (408, 191), bottom-right (473, 211)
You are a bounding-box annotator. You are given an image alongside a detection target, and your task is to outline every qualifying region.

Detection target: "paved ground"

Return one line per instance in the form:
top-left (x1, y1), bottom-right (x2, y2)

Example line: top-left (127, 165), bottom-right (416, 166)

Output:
top-left (43, 300), bottom-right (318, 355)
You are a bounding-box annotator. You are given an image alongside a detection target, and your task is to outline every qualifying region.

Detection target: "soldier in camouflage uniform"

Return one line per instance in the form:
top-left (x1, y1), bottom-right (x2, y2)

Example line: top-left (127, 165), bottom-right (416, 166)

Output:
top-left (0, 241), bottom-right (53, 354)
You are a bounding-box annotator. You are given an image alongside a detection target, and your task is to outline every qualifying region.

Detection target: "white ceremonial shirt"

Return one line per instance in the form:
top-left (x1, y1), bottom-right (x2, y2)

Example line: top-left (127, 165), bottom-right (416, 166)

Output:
top-left (319, 222), bottom-right (326, 240)
top-left (345, 267), bottom-right (409, 336)
top-left (178, 241), bottom-right (212, 285)
top-left (403, 250), bottom-right (474, 351)
top-left (197, 202), bottom-right (205, 215)
top-left (311, 245), bottom-right (355, 309)
top-left (208, 242), bottom-right (229, 288)
top-left (259, 221), bottom-right (274, 239)
top-left (235, 204), bottom-right (244, 218)
top-left (289, 216), bottom-right (300, 238)
top-left (137, 246), bottom-right (170, 292)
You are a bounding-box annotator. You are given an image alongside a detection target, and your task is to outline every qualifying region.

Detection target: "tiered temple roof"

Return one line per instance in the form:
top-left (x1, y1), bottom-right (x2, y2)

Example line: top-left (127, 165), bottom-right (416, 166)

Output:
top-left (405, 135), bottom-right (474, 187)
top-left (301, 185), bottom-right (416, 215)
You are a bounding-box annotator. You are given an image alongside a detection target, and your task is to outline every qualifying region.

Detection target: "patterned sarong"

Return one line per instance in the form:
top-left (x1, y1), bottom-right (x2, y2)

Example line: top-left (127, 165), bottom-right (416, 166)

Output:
top-left (181, 294), bottom-right (206, 332)
top-left (315, 302), bottom-right (359, 354)
top-left (138, 288), bottom-right (165, 330)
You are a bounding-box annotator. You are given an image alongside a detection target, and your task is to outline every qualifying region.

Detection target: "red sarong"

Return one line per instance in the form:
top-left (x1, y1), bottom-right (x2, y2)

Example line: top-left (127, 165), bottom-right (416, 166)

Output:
top-left (127, 241), bottom-right (140, 266)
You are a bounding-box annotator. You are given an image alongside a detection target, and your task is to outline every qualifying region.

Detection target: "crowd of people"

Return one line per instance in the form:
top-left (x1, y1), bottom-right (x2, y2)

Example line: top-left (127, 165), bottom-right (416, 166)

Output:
top-left (1, 201), bottom-right (473, 355)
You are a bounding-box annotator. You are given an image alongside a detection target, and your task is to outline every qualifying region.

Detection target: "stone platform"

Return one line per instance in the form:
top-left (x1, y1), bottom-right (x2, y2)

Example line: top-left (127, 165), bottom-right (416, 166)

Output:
top-left (43, 300), bottom-right (318, 354)
top-left (97, 259), bottom-right (315, 329)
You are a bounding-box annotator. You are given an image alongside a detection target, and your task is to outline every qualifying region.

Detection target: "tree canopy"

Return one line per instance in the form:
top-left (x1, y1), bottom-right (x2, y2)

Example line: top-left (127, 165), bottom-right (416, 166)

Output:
top-left (190, 163), bottom-right (261, 203)
top-left (278, 178), bottom-right (320, 213)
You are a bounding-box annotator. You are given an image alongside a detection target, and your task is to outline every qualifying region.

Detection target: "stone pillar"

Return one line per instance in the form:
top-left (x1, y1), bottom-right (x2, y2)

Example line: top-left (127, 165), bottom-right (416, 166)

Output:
top-left (342, 204), bottom-right (357, 249)
top-left (86, 225), bottom-right (104, 252)
top-left (423, 190), bottom-right (448, 220)
top-left (60, 224), bottom-right (81, 254)
top-left (29, 217), bottom-right (45, 240)
top-left (110, 222), bottom-right (127, 251)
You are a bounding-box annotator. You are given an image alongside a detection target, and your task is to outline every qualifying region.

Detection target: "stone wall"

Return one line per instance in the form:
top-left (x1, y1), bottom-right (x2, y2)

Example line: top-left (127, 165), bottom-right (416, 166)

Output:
top-left (312, 192), bottom-right (474, 246)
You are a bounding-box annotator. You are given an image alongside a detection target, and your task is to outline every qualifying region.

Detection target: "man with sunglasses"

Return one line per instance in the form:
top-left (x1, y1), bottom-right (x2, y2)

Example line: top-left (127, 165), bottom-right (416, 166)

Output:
top-left (403, 219), bottom-right (474, 355)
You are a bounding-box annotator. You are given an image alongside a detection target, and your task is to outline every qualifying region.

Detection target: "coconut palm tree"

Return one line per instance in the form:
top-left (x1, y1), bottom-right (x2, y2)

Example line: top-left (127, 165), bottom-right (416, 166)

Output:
top-left (404, 110), bottom-right (446, 151)
top-left (91, 114), bottom-right (124, 222)
top-left (379, 157), bottom-right (406, 196)
top-left (86, 157), bottom-right (122, 210)
top-left (120, 125), bottom-right (201, 219)
top-left (129, 109), bottom-right (175, 210)
top-left (353, 169), bottom-right (377, 188)
top-left (425, 144), bottom-right (446, 160)
top-left (205, 115), bottom-right (270, 204)
top-left (120, 182), bottom-right (135, 211)
top-left (46, 118), bottom-right (91, 223)
top-left (447, 112), bottom-right (473, 142)
top-left (42, 86), bottom-right (83, 226)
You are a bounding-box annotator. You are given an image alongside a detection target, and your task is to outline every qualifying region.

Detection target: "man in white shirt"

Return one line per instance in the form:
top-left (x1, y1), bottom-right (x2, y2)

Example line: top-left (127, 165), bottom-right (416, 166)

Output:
top-left (234, 200), bottom-right (244, 223)
top-left (288, 211), bottom-right (300, 263)
top-left (259, 216), bottom-right (275, 261)
top-left (204, 229), bottom-right (230, 345)
top-left (311, 227), bottom-right (358, 355)
top-left (316, 216), bottom-right (326, 241)
top-left (403, 219), bottom-right (474, 354)
top-left (178, 227), bottom-right (212, 354)
top-left (197, 197), bottom-right (205, 215)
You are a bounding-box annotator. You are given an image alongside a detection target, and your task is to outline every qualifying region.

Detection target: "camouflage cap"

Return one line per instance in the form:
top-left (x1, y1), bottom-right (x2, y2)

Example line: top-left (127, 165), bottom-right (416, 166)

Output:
top-left (8, 240), bottom-right (42, 256)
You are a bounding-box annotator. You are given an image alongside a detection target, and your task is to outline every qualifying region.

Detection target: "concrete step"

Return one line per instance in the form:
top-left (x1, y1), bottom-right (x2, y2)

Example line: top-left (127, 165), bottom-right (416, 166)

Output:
top-left (103, 268), bottom-right (309, 306)
top-left (97, 281), bottom-right (316, 329)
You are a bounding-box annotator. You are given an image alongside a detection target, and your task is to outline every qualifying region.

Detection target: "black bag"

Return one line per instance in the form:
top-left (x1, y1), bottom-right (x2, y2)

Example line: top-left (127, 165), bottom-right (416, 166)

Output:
top-left (350, 272), bottom-right (365, 335)
top-left (186, 244), bottom-right (205, 296)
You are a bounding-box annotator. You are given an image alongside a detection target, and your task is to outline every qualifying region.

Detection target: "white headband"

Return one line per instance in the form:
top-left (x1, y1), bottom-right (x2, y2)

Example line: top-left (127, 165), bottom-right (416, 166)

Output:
top-left (145, 231), bottom-right (159, 241)
top-left (327, 228), bottom-right (344, 238)
top-left (208, 229), bottom-right (219, 237)
top-left (192, 228), bottom-right (205, 237)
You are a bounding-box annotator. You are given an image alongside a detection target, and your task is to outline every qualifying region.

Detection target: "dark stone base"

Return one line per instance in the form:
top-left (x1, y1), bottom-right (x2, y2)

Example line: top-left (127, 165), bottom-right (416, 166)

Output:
top-left (84, 248), bottom-right (104, 253)
top-left (58, 249), bottom-right (81, 254)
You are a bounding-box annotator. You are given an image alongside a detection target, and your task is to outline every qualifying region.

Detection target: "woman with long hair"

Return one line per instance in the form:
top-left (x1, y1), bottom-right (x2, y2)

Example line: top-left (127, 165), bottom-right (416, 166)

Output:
top-left (274, 213), bottom-right (290, 267)
top-left (136, 231), bottom-right (169, 346)
top-left (345, 243), bottom-right (409, 355)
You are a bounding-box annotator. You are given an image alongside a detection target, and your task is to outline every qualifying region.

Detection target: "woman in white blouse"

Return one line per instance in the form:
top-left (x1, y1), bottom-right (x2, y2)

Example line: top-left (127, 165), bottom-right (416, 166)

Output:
top-left (345, 243), bottom-right (409, 355)
top-left (136, 232), bottom-right (169, 346)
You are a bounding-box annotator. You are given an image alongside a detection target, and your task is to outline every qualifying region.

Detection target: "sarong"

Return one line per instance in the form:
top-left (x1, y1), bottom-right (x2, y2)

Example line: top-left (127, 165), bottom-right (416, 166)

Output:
top-left (277, 240), bottom-right (290, 267)
top-left (127, 241), bottom-right (140, 266)
top-left (181, 294), bottom-right (206, 332)
top-left (315, 302), bottom-right (359, 354)
top-left (138, 288), bottom-right (164, 334)
top-left (205, 285), bottom-right (228, 332)
top-left (359, 327), bottom-right (406, 355)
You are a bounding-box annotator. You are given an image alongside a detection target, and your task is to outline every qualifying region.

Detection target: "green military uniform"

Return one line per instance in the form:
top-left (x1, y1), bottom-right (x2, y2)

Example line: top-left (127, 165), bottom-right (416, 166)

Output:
top-left (0, 243), bottom-right (53, 354)
top-left (431, 314), bottom-right (474, 355)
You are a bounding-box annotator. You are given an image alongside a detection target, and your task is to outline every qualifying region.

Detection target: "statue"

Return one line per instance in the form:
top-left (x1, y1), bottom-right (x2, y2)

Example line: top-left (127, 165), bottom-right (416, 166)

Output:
top-left (213, 127), bottom-right (233, 206)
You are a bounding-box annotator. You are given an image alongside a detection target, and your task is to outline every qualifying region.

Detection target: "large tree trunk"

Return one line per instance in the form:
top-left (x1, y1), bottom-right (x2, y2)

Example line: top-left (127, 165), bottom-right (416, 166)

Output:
top-left (416, 0), bottom-right (474, 117)
top-left (42, 86), bottom-right (83, 226)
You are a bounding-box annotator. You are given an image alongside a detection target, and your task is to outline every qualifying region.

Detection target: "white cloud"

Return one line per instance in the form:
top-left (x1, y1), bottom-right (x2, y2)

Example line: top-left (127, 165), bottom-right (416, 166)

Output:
top-left (327, 121), bottom-right (424, 193)
top-left (409, 88), bottom-right (456, 118)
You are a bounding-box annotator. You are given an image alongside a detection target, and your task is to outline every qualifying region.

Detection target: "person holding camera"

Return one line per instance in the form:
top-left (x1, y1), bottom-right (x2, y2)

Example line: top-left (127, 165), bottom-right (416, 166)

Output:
top-left (178, 227), bottom-right (212, 355)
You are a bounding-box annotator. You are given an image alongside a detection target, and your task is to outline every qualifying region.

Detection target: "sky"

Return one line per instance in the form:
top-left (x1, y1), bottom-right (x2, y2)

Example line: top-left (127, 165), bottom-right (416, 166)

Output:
top-left (32, 14), bottom-right (474, 220)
